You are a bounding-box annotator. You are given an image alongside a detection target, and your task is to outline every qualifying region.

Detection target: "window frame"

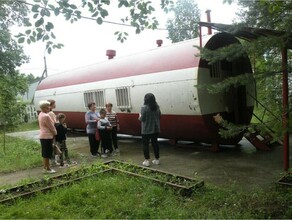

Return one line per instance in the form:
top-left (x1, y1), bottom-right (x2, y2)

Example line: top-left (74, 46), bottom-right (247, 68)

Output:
top-left (115, 87), bottom-right (131, 110)
top-left (84, 90), bottom-right (105, 109)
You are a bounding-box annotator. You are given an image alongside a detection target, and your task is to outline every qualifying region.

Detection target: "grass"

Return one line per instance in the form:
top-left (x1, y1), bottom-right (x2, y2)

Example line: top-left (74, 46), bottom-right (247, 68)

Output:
top-left (14, 121), bottom-right (39, 132)
top-left (0, 135), bottom-right (41, 173)
top-left (0, 121), bottom-right (40, 173)
top-left (0, 122), bottom-right (80, 173)
top-left (0, 173), bottom-right (291, 219)
top-left (1, 122), bottom-right (291, 218)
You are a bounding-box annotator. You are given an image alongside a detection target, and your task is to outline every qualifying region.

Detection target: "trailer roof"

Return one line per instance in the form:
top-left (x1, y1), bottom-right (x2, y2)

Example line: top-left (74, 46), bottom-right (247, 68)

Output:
top-left (199, 22), bottom-right (292, 49)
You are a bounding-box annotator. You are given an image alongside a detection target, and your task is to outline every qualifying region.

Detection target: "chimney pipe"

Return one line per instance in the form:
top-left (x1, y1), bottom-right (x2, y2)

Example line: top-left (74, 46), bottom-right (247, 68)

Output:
top-left (156, 39), bottom-right (163, 47)
top-left (205, 9), bottom-right (212, 35)
top-left (106, 50), bottom-right (116, 59)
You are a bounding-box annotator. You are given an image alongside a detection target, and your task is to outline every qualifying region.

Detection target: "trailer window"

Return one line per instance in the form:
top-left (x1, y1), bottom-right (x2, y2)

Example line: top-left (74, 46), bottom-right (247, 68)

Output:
top-left (115, 87), bottom-right (131, 109)
top-left (84, 90), bottom-right (105, 109)
top-left (210, 61), bottom-right (221, 78)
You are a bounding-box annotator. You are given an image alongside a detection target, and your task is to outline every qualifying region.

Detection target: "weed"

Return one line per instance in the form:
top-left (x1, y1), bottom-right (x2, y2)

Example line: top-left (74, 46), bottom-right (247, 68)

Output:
top-left (0, 135), bottom-right (40, 173)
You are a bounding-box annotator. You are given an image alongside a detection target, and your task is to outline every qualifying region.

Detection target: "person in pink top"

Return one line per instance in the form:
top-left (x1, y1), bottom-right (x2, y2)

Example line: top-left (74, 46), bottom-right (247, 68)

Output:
top-left (38, 100), bottom-right (57, 174)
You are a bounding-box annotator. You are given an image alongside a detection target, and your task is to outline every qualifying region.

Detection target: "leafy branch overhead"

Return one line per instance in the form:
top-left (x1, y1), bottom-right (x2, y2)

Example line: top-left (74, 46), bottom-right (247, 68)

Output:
top-left (198, 73), bottom-right (254, 94)
top-left (15, 0), bottom-right (174, 53)
top-left (197, 43), bottom-right (249, 65)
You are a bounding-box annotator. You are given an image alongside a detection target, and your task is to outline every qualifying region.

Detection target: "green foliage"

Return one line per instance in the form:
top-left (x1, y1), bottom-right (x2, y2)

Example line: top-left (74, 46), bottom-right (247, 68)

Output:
top-left (234, 0), bottom-right (292, 138)
top-left (25, 73), bottom-right (41, 84)
top-left (0, 135), bottom-right (40, 173)
top-left (114, 31), bottom-right (128, 43)
top-left (14, 0), bottom-right (174, 52)
top-left (198, 43), bottom-right (249, 65)
top-left (0, 1), bottom-right (30, 29)
top-left (0, 1), bottom-right (29, 74)
top-left (0, 173), bottom-right (292, 218)
top-left (14, 121), bottom-right (39, 132)
top-left (215, 115), bottom-right (281, 143)
top-left (223, 0), bottom-right (233, 4)
top-left (237, 0), bottom-right (292, 31)
top-left (0, 1), bottom-right (32, 127)
top-left (0, 31), bottom-right (28, 75)
top-left (0, 73), bottom-right (29, 127)
top-left (166, 0), bottom-right (200, 43)
top-left (202, 73), bottom-right (254, 94)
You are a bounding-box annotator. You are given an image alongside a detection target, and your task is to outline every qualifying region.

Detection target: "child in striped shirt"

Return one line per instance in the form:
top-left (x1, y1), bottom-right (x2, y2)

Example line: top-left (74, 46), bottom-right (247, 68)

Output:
top-left (106, 102), bottom-right (120, 153)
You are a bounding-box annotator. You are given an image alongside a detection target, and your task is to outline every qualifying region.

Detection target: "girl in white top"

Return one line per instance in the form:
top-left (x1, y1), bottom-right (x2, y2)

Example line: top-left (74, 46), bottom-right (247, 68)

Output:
top-left (98, 108), bottom-right (113, 157)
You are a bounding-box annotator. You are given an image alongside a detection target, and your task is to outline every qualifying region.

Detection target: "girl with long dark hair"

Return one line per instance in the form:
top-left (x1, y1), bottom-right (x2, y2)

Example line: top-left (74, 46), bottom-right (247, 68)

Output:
top-left (139, 93), bottom-right (161, 167)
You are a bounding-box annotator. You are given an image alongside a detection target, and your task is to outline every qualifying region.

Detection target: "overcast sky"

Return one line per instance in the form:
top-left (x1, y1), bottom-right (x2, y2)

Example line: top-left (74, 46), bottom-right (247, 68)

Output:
top-left (17, 0), bottom-right (239, 77)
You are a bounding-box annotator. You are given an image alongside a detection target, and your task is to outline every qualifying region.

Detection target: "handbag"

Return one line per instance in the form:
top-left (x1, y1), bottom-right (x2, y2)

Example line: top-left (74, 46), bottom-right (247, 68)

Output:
top-left (95, 129), bottom-right (100, 141)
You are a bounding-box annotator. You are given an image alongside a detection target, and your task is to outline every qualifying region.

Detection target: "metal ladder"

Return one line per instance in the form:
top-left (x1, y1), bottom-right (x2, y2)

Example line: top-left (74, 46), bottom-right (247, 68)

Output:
top-left (244, 92), bottom-right (281, 150)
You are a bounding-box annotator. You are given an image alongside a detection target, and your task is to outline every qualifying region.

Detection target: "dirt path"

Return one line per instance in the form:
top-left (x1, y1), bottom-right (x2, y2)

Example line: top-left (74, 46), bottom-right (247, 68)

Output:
top-left (1, 130), bottom-right (289, 190)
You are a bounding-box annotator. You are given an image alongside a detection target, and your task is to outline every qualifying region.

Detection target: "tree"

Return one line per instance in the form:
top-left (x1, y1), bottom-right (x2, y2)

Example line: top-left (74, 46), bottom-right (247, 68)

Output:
top-left (15, 0), bottom-right (175, 54)
top-left (0, 1), bottom-right (29, 74)
top-left (166, 0), bottom-right (200, 43)
top-left (0, 73), bottom-right (28, 126)
top-left (236, 0), bottom-right (292, 31)
top-left (0, 1), bottom-right (30, 127)
top-left (235, 0), bottom-right (292, 135)
top-left (26, 73), bottom-right (41, 84)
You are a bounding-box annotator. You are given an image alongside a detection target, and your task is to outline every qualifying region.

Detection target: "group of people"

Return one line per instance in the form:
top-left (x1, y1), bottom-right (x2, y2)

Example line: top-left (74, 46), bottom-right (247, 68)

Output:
top-left (38, 93), bottom-right (161, 174)
top-left (38, 100), bottom-right (73, 174)
top-left (85, 102), bottom-right (120, 158)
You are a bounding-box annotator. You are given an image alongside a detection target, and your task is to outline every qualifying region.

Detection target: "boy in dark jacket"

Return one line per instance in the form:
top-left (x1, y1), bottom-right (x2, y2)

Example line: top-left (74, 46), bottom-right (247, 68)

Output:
top-left (55, 113), bottom-right (75, 167)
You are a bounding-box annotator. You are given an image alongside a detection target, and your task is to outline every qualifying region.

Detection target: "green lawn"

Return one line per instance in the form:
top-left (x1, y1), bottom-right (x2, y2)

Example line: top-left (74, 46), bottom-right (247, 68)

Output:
top-left (13, 121), bottom-right (39, 132)
top-left (0, 173), bottom-right (291, 219)
top-left (0, 122), bottom-right (80, 173)
top-left (1, 123), bottom-right (291, 218)
top-left (0, 135), bottom-right (41, 173)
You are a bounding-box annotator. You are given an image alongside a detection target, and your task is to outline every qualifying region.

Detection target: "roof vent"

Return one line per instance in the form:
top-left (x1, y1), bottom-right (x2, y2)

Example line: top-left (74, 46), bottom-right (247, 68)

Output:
top-left (156, 39), bottom-right (163, 47)
top-left (106, 50), bottom-right (116, 59)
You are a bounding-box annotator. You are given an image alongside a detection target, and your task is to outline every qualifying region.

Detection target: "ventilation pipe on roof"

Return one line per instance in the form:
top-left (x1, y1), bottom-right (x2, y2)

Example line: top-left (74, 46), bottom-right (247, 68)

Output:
top-left (106, 50), bottom-right (116, 59)
top-left (156, 39), bottom-right (163, 47)
top-left (205, 9), bottom-right (212, 35)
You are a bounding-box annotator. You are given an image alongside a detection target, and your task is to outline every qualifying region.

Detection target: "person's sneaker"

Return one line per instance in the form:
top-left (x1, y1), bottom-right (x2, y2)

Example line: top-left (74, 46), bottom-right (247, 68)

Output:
top-left (101, 154), bottom-right (108, 158)
top-left (91, 154), bottom-right (98, 158)
top-left (152, 159), bottom-right (160, 165)
top-left (43, 168), bottom-right (56, 174)
top-left (142, 160), bottom-right (150, 167)
top-left (55, 155), bottom-right (60, 165)
top-left (105, 149), bottom-right (110, 154)
top-left (67, 160), bottom-right (77, 165)
top-left (115, 148), bottom-right (120, 153)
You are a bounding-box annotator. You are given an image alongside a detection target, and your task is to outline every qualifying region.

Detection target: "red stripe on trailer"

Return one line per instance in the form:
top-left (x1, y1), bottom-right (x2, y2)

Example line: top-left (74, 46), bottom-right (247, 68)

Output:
top-left (37, 39), bottom-right (201, 90)
top-left (54, 111), bottom-right (242, 145)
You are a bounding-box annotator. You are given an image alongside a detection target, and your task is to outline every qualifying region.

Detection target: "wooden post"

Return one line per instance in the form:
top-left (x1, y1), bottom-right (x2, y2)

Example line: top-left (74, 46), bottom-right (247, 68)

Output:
top-left (282, 47), bottom-right (289, 171)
